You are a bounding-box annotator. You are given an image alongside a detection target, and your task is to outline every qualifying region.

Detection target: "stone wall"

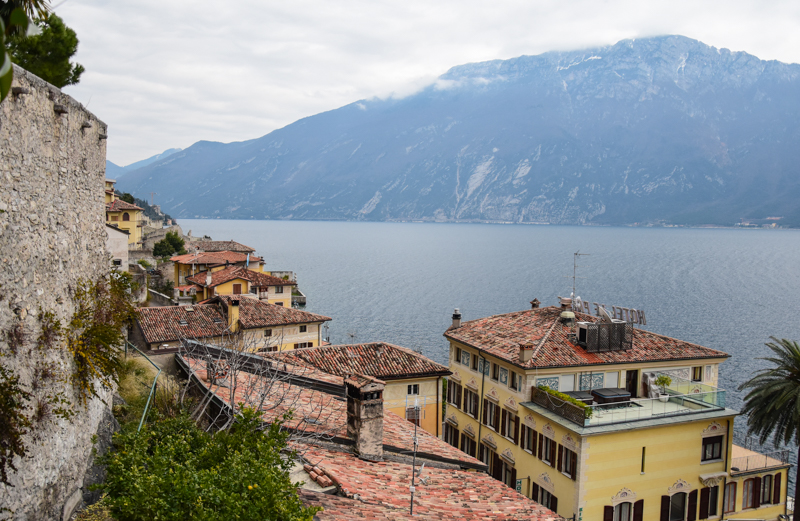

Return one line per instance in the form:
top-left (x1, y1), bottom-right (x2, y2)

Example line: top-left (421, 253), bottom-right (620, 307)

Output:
top-left (0, 65), bottom-right (114, 520)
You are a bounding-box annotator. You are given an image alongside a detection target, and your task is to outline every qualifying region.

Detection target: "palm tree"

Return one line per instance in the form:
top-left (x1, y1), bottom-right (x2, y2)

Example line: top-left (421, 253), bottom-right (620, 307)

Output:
top-left (738, 337), bottom-right (800, 520)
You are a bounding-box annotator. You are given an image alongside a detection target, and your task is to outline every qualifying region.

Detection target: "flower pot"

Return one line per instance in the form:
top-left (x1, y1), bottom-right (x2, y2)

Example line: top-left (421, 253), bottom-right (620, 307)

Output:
top-left (658, 394), bottom-right (669, 403)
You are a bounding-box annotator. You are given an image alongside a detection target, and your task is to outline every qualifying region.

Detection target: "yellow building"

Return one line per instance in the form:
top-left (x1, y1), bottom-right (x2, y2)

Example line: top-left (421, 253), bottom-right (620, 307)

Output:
top-left (131, 295), bottom-right (330, 353)
top-left (442, 300), bottom-right (790, 521)
top-left (185, 265), bottom-right (295, 306)
top-left (269, 342), bottom-right (451, 437)
top-left (105, 179), bottom-right (144, 248)
top-left (170, 251), bottom-right (266, 287)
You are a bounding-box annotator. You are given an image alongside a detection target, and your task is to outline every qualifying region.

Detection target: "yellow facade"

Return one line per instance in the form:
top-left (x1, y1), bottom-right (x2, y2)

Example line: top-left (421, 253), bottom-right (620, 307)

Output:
top-left (383, 376), bottom-right (442, 437)
top-left (104, 179), bottom-right (143, 247)
top-left (445, 340), bottom-right (790, 521)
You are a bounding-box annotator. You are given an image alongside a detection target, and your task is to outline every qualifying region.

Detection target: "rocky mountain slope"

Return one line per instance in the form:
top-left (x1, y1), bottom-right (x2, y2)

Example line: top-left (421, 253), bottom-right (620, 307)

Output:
top-left (106, 148), bottom-right (181, 179)
top-left (118, 36), bottom-right (800, 226)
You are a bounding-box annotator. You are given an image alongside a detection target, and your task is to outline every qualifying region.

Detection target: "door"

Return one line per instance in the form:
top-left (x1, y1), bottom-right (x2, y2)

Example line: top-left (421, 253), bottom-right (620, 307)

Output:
top-left (626, 370), bottom-right (638, 398)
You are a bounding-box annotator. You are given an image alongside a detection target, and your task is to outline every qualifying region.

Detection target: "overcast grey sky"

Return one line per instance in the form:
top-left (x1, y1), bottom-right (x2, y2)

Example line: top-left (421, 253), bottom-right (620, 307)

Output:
top-left (56, 0), bottom-right (800, 165)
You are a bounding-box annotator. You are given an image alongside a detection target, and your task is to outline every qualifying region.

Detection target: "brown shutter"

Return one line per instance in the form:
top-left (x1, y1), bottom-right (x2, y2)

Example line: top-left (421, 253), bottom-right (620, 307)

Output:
top-left (457, 384), bottom-right (462, 409)
top-left (551, 443), bottom-right (557, 468)
top-left (537, 433), bottom-right (543, 459)
top-left (603, 506), bottom-right (614, 521)
top-left (494, 403), bottom-right (500, 429)
top-left (687, 489), bottom-right (698, 521)
top-left (633, 499), bottom-right (644, 521)
top-left (660, 496), bottom-right (670, 521)
top-left (483, 399), bottom-right (488, 424)
top-left (557, 444), bottom-right (564, 472)
top-left (532, 482), bottom-right (540, 501)
top-left (513, 415), bottom-right (520, 444)
top-left (774, 472), bottom-right (782, 505)
top-left (753, 477), bottom-right (762, 508)
top-left (531, 428), bottom-right (537, 455)
top-left (511, 467), bottom-right (517, 489)
top-left (501, 409), bottom-right (508, 436)
top-left (571, 450), bottom-right (577, 480)
top-left (699, 487), bottom-right (710, 519)
top-left (550, 495), bottom-right (558, 513)
top-left (492, 453), bottom-right (502, 481)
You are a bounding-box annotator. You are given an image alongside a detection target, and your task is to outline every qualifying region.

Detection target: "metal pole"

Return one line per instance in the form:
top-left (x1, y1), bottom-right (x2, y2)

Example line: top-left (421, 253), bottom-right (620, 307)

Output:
top-left (410, 399), bottom-right (419, 516)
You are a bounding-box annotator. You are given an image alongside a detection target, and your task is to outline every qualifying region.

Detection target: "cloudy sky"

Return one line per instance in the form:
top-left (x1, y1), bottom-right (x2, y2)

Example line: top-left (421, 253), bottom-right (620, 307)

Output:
top-left (56, 0), bottom-right (800, 166)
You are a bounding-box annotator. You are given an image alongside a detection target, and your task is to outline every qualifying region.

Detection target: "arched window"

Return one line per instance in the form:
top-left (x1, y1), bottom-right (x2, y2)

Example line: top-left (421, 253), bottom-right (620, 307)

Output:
top-left (613, 502), bottom-right (632, 521)
top-left (670, 492), bottom-right (686, 521)
top-left (742, 479), bottom-right (755, 509)
top-left (122, 212), bottom-right (130, 221)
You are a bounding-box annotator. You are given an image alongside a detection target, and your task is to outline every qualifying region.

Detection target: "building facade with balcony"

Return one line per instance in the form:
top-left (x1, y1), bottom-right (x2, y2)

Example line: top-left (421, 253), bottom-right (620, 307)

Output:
top-left (104, 178), bottom-right (144, 248)
top-left (443, 300), bottom-right (790, 521)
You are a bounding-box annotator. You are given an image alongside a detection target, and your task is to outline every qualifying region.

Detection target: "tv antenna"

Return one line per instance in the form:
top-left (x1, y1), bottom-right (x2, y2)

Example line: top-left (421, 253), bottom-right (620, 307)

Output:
top-left (565, 251), bottom-right (590, 300)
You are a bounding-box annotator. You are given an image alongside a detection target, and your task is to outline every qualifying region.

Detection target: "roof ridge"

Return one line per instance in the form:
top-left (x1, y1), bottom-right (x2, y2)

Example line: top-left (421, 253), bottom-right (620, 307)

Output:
top-left (531, 316), bottom-right (559, 360)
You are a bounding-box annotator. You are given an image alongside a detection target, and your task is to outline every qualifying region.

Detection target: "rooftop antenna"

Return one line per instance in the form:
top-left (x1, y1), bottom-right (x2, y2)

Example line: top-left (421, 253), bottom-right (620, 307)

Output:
top-left (565, 251), bottom-right (590, 304)
top-left (409, 395), bottom-right (421, 516)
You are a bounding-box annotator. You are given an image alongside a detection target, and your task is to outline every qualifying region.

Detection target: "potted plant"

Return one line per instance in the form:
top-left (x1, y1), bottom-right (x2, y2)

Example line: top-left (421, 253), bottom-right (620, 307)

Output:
top-left (655, 375), bottom-right (672, 402)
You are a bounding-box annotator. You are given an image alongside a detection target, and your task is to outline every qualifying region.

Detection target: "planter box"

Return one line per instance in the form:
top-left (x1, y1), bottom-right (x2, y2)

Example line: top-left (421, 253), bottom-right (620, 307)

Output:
top-left (530, 387), bottom-right (588, 427)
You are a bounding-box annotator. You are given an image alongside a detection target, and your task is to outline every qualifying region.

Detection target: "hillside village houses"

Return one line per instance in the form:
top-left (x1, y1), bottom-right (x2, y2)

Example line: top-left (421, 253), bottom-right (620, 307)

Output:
top-left (443, 298), bottom-right (790, 521)
top-left (105, 178), bottom-right (144, 248)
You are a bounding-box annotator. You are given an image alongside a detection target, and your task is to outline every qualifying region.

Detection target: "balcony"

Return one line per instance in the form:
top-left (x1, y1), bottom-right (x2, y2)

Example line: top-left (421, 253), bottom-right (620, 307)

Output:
top-left (730, 445), bottom-right (791, 475)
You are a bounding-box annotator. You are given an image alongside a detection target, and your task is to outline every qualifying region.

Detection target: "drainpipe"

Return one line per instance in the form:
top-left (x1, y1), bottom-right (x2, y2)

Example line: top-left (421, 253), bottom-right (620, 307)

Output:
top-left (477, 350), bottom-right (487, 468)
top-left (436, 375), bottom-right (441, 438)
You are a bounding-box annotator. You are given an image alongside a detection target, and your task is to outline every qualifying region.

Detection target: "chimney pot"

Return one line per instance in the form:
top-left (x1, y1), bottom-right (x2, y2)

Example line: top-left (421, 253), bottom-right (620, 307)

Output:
top-left (519, 343), bottom-right (535, 363)
top-left (451, 308), bottom-right (462, 329)
top-left (345, 374), bottom-right (385, 461)
top-left (559, 296), bottom-right (572, 309)
top-left (530, 298), bottom-right (540, 309)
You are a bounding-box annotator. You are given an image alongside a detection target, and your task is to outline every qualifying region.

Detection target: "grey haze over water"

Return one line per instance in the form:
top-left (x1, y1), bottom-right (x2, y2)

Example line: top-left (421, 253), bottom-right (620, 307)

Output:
top-left (182, 220), bottom-right (799, 469)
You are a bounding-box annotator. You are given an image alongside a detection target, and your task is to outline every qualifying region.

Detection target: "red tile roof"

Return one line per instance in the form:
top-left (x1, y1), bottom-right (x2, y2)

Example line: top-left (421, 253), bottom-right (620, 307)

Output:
top-left (217, 295), bottom-right (330, 329)
top-left (189, 240), bottom-right (256, 253)
top-left (445, 306), bottom-right (729, 369)
top-left (106, 199), bottom-right (143, 211)
top-left (186, 266), bottom-right (295, 288)
top-left (299, 446), bottom-right (560, 520)
top-left (169, 250), bottom-right (262, 265)
top-left (271, 343), bottom-right (451, 380)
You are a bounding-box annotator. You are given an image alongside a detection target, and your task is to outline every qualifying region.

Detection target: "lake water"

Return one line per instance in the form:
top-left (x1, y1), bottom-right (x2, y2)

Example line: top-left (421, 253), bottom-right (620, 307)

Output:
top-left (181, 219), bottom-right (800, 475)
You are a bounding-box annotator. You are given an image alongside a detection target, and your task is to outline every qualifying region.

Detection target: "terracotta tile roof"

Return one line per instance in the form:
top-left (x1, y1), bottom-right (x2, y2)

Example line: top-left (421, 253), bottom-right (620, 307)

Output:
top-left (136, 305), bottom-right (225, 345)
top-left (445, 306), bottom-right (730, 369)
top-left (106, 199), bottom-right (143, 211)
top-left (271, 343), bottom-right (451, 380)
top-left (186, 266), bottom-right (295, 288)
top-left (216, 295), bottom-right (331, 329)
top-left (169, 250), bottom-right (262, 265)
top-left (189, 240), bottom-right (256, 253)
top-left (299, 446), bottom-right (561, 520)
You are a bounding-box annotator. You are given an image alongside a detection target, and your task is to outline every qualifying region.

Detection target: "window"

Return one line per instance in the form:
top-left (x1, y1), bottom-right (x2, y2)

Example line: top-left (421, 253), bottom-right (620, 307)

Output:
top-left (232, 283), bottom-right (242, 294)
top-left (537, 489), bottom-right (557, 511)
top-left (464, 388), bottom-right (479, 417)
top-left (460, 434), bottom-right (476, 457)
top-left (250, 287), bottom-right (257, 295)
top-left (702, 436), bottom-right (723, 461)
top-left (561, 447), bottom-right (577, 479)
top-left (408, 384), bottom-right (419, 395)
top-left (112, 259), bottom-right (122, 266)
top-left (510, 371), bottom-right (521, 392)
top-left (447, 381), bottom-right (462, 408)
top-left (122, 212), bottom-right (130, 221)
top-left (276, 286), bottom-right (284, 294)
top-left (299, 325), bottom-right (307, 333)
top-left (275, 302), bottom-right (284, 306)
top-left (742, 479), bottom-right (755, 509)
top-left (485, 401), bottom-right (498, 429)
top-left (501, 460), bottom-right (515, 488)
top-left (692, 366), bottom-right (703, 382)
top-left (605, 371), bottom-right (619, 388)
top-left (472, 354), bottom-right (479, 371)
top-left (408, 407), bottom-right (422, 427)
top-left (492, 363), bottom-right (500, 381)
top-left (294, 342), bottom-right (312, 349)
top-left (560, 374), bottom-right (575, 392)
top-left (110, 215), bottom-right (118, 221)
top-left (500, 409), bottom-right (518, 441)
top-left (542, 437), bottom-right (554, 465)
top-left (724, 482), bottom-right (736, 513)
top-left (669, 492), bottom-right (686, 521)
top-left (613, 502), bottom-right (632, 521)
top-left (257, 346), bottom-right (278, 353)
top-left (761, 474), bottom-right (773, 505)
top-left (264, 329), bottom-right (272, 337)
top-left (641, 447), bottom-right (646, 473)
top-left (521, 425), bottom-right (536, 454)
top-left (456, 347), bottom-right (462, 364)
top-left (479, 444), bottom-right (494, 473)
top-left (707, 486), bottom-right (719, 516)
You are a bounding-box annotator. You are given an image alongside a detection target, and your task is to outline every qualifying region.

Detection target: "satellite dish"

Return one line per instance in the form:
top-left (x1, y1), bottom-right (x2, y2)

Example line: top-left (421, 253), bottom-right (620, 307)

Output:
top-left (598, 306), bottom-right (613, 323)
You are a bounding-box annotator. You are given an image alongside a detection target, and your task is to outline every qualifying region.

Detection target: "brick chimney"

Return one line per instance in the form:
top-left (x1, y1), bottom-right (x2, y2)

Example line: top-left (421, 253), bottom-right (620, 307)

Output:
top-left (530, 298), bottom-right (540, 309)
top-left (451, 308), bottom-right (462, 329)
top-left (519, 343), bottom-right (536, 364)
top-left (558, 296), bottom-right (572, 309)
top-left (345, 374), bottom-right (385, 461)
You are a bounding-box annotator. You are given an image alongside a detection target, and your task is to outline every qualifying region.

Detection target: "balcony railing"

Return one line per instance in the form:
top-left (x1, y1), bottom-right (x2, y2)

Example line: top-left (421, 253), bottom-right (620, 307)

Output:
top-left (731, 448), bottom-right (791, 473)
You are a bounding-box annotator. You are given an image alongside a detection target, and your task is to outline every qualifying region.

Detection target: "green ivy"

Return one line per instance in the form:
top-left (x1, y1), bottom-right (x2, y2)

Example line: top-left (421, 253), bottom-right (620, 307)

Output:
top-left (0, 364), bottom-right (32, 486)
top-left (99, 409), bottom-right (320, 521)
top-left (537, 385), bottom-right (593, 418)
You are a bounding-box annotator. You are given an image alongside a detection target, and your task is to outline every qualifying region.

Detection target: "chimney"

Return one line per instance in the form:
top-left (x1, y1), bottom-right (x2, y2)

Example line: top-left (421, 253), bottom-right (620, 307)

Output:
top-left (205, 271), bottom-right (212, 286)
top-left (345, 374), bottom-right (385, 461)
top-left (519, 343), bottom-right (536, 364)
top-left (558, 296), bottom-right (572, 309)
top-left (227, 298), bottom-right (240, 332)
top-left (530, 298), bottom-right (540, 309)
top-left (451, 308), bottom-right (462, 329)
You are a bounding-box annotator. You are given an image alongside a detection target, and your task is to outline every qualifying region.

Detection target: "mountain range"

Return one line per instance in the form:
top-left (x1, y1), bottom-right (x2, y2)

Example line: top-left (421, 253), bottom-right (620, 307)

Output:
top-left (106, 148), bottom-right (181, 179)
top-left (117, 36), bottom-right (800, 226)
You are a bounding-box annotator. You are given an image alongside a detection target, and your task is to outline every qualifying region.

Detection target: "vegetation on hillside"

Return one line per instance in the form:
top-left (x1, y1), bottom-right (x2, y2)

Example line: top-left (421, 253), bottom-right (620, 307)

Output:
top-left (153, 231), bottom-right (186, 260)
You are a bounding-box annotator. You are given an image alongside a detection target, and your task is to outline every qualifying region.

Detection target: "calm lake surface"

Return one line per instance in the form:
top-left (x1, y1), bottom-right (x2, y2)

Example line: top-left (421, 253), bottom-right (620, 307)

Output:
top-left (182, 219), bottom-right (799, 474)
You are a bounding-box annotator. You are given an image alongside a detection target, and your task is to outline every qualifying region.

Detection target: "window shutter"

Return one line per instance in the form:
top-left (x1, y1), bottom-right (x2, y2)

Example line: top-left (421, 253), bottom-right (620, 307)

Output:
top-left (531, 428), bottom-right (537, 455)
top-left (511, 467), bottom-right (517, 489)
top-left (492, 453), bottom-right (502, 481)
top-left (457, 385), bottom-right (462, 409)
top-left (687, 489), bottom-right (698, 521)
top-left (483, 399), bottom-right (488, 424)
top-left (494, 403), bottom-right (500, 429)
top-left (633, 499), bottom-right (644, 521)
top-left (603, 506), bottom-right (614, 521)
top-left (550, 495), bottom-right (558, 513)
top-left (571, 451), bottom-right (577, 480)
top-left (774, 472), bottom-right (782, 505)
top-left (532, 482), bottom-right (540, 501)
top-left (699, 487), bottom-right (710, 520)
top-left (660, 496), bottom-right (670, 521)
top-left (513, 415), bottom-right (520, 444)
top-left (501, 409), bottom-right (508, 436)
top-left (557, 445), bottom-right (564, 472)
top-left (753, 477), bottom-right (762, 508)
top-left (537, 433), bottom-right (543, 459)
top-left (551, 444), bottom-right (557, 468)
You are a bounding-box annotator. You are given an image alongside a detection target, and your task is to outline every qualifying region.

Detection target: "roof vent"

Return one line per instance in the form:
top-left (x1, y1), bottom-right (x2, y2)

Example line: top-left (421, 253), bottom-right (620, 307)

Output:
top-left (178, 319), bottom-right (188, 326)
top-left (186, 307), bottom-right (194, 312)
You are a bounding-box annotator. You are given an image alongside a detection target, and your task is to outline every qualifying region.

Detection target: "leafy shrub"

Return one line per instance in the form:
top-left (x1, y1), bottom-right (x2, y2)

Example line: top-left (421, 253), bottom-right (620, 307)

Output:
top-left (537, 385), bottom-right (593, 418)
top-left (136, 259), bottom-right (152, 269)
top-left (100, 410), bottom-right (319, 521)
top-left (152, 231), bottom-right (186, 260)
top-left (0, 364), bottom-right (32, 486)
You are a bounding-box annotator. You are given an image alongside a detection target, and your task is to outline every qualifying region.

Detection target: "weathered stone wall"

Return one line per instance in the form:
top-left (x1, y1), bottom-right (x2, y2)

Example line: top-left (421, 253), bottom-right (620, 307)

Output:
top-left (0, 65), bottom-right (113, 520)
